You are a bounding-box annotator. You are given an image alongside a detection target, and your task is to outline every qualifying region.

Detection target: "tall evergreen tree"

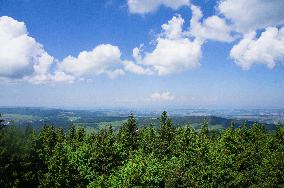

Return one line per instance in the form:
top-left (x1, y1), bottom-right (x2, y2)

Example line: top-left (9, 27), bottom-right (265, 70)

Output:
top-left (159, 111), bottom-right (175, 156)
top-left (117, 113), bottom-right (138, 154)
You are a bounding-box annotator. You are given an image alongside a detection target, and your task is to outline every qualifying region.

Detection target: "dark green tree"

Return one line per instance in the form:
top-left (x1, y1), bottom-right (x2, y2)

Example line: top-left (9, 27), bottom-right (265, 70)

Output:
top-left (0, 114), bottom-right (5, 129)
top-left (158, 111), bottom-right (175, 156)
top-left (117, 113), bottom-right (138, 154)
top-left (138, 125), bottom-right (158, 154)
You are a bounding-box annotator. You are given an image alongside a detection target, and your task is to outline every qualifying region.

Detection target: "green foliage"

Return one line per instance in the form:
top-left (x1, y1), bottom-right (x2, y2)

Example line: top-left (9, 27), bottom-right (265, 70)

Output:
top-left (158, 111), bottom-right (175, 156)
top-left (108, 151), bottom-right (165, 187)
top-left (138, 125), bottom-right (158, 154)
top-left (0, 126), bottom-right (39, 187)
top-left (0, 114), bottom-right (5, 129)
top-left (117, 113), bottom-right (138, 155)
top-left (0, 112), bottom-right (284, 187)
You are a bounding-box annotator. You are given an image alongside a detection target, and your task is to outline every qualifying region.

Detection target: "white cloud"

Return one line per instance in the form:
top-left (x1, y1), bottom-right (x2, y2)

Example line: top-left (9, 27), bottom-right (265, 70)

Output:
top-left (127, 0), bottom-right (190, 14)
top-left (52, 71), bottom-right (75, 83)
top-left (134, 15), bottom-right (202, 75)
top-left (161, 15), bottom-right (185, 39)
top-left (0, 16), bottom-right (75, 84)
top-left (0, 16), bottom-right (27, 38)
top-left (123, 60), bottom-right (153, 75)
top-left (58, 44), bottom-right (123, 78)
top-left (189, 5), bottom-right (233, 42)
top-left (230, 27), bottom-right (284, 70)
top-left (218, 0), bottom-right (284, 33)
top-left (150, 91), bottom-right (175, 101)
top-left (217, 0), bottom-right (284, 70)
top-left (0, 16), bottom-right (128, 84)
top-left (0, 16), bottom-right (52, 79)
top-left (133, 46), bottom-right (143, 63)
top-left (124, 47), bottom-right (154, 75)
top-left (106, 69), bottom-right (125, 79)
top-left (142, 38), bottom-right (202, 75)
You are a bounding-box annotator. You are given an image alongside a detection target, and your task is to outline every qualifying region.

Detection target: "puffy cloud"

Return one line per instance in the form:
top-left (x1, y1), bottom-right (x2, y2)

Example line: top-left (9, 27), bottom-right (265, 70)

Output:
top-left (230, 27), bottom-right (284, 70)
top-left (218, 0), bottom-right (284, 32)
top-left (134, 15), bottom-right (202, 75)
top-left (23, 52), bottom-right (56, 84)
top-left (217, 0), bottom-right (284, 70)
top-left (142, 38), bottom-right (202, 75)
top-left (124, 47), bottom-right (154, 75)
top-left (132, 46), bottom-right (143, 63)
top-left (0, 16), bottom-right (75, 84)
top-left (189, 5), bottom-right (233, 42)
top-left (52, 71), bottom-right (75, 83)
top-left (150, 91), bottom-right (175, 101)
top-left (0, 16), bottom-right (27, 38)
top-left (106, 69), bottom-right (125, 79)
top-left (123, 60), bottom-right (153, 75)
top-left (127, 0), bottom-right (190, 14)
top-left (0, 16), bottom-right (127, 84)
top-left (0, 16), bottom-right (53, 80)
top-left (58, 44), bottom-right (123, 78)
top-left (161, 15), bottom-right (185, 39)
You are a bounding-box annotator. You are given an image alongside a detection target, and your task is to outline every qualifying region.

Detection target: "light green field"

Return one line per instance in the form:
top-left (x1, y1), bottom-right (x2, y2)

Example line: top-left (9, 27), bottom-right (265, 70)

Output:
top-left (209, 124), bottom-right (225, 130)
top-left (96, 119), bottom-right (128, 129)
top-left (2, 114), bottom-right (39, 121)
top-left (189, 123), bottom-right (224, 131)
top-left (72, 119), bottom-right (127, 132)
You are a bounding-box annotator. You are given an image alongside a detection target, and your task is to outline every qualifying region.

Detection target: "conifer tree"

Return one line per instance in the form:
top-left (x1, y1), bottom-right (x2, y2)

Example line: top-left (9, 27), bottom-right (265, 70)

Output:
top-left (159, 111), bottom-right (175, 156)
top-left (117, 113), bottom-right (138, 153)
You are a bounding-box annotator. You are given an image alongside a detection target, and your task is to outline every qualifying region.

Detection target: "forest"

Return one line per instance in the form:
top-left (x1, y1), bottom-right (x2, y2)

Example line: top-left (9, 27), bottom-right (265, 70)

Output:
top-left (0, 112), bottom-right (284, 187)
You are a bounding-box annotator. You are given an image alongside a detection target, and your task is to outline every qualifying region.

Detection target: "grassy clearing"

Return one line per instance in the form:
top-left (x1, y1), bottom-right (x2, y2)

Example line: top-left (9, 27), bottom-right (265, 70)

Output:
top-left (2, 114), bottom-right (39, 121)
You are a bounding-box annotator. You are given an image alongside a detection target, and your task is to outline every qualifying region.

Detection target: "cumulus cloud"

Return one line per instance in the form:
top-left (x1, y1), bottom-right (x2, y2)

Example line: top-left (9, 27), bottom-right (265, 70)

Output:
top-left (161, 15), bottom-right (185, 39)
top-left (3, 0), bottom-right (283, 83)
top-left (0, 16), bottom-right (128, 84)
top-left (127, 0), bottom-right (190, 14)
top-left (150, 91), bottom-right (175, 101)
top-left (0, 16), bottom-right (78, 84)
top-left (189, 5), bottom-right (233, 42)
top-left (142, 38), bottom-right (202, 75)
top-left (52, 71), bottom-right (75, 83)
top-left (123, 60), bottom-right (153, 75)
top-left (106, 69), bottom-right (125, 79)
top-left (216, 0), bottom-right (284, 70)
top-left (230, 27), bottom-right (284, 70)
top-left (132, 15), bottom-right (202, 75)
top-left (0, 16), bottom-right (53, 82)
top-left (57, 44), bottom-right (124, 78)
top-left (218, 0), bottom-right (284, 33)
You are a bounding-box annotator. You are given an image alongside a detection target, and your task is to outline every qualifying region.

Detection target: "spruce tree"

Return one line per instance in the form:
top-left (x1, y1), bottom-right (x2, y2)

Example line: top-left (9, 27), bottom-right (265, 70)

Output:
top-left (159, 111), bottom-right (175, 156)
top-left (117, 113), bottom-right (138, 153)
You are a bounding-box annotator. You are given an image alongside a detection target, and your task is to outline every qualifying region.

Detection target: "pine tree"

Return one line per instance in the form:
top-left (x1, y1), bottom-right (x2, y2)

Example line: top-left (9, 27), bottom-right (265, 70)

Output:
top-left (159, 111), bottom-right (175, 156)
top-left (138, 125), bottom-right (157, 154)
top-left (200, 119), bottom-right (209, 137)
top-left (117, 113), bottom-right (138, 154)
top-left (67, 125), bottom-right (76, 143)
top-left (89, 126), bottom-right (121, 177)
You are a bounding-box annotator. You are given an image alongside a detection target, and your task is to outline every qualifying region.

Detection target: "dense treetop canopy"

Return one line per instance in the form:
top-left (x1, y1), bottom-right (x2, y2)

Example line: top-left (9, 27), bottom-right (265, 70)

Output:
top-left (0, 112), bottom-right (283, 187)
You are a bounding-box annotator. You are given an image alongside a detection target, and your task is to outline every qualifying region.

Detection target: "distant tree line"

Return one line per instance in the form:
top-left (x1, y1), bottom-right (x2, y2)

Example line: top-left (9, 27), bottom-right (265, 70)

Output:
top-left (0, 111), bottom-right (283, 187)
top-left (0, 114), bottom-right (5, 129)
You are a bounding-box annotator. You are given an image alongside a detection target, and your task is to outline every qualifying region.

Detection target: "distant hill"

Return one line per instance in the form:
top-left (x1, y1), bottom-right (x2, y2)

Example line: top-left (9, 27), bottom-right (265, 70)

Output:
top-left (136, 115), bottom-right (275, 131)
top-left (0, 107), bottom-right (276, 131)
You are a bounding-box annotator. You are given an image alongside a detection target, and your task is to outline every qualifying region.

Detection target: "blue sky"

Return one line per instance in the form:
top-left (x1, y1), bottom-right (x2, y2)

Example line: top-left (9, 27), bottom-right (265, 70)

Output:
top-left (0, 0), bottom-right (284, 109)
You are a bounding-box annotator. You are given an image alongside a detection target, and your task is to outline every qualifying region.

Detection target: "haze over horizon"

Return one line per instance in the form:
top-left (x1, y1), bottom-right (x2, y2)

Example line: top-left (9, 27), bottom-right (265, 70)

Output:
top-left (0, 0), bottom-right (284, 108)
